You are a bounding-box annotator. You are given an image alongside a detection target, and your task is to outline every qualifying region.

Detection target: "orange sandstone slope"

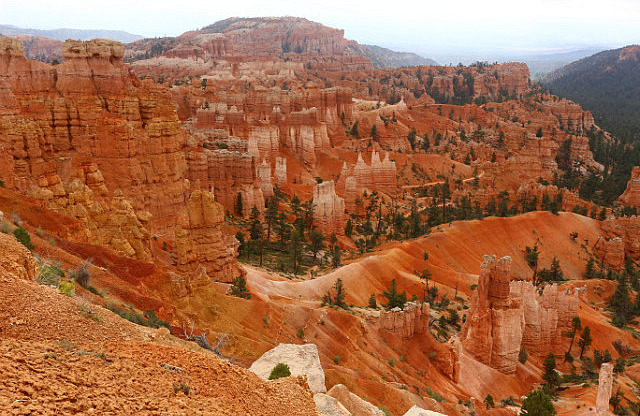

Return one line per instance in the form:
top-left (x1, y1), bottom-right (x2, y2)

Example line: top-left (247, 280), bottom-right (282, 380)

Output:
top-left (0, 232), bottom-right (318, 415)
top-left (248, 211), bottom-right (601, 305)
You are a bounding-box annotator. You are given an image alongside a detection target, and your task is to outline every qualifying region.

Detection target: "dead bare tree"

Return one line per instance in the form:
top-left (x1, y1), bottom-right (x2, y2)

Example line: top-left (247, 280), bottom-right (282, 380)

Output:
top-left (181, 319), bottom-right (233, 362)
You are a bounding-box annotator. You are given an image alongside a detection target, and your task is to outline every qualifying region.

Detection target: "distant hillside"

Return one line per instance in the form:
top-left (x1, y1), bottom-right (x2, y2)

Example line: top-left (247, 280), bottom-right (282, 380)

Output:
top-left (0, 24), bottom-right (142, 43)
top-left (542, 45), bottom-right (640, 142)
top-left (127, 17), bottom-right (437, 69)
top-left (357, 44), bottom-right (437, 69)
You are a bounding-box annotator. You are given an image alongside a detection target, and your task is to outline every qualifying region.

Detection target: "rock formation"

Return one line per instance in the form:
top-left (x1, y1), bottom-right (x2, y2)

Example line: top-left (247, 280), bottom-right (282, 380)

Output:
top-left (314, 393), bottom-right (351, 416)
top-left (403, 406), bottom-right (446, 416)
top-left (0, 233), bottom-right (38, 281)
top-left (312, 181), bottom-right (345, 236)
top-left (460, 255), bottom-right (578, 374)
top-left (257, 160), bottom-right (274, 198)
top-left (327, 384), bottom-right (385, 416)
top-left (379, 301), bottom-right (429, 339)
top-left (595, 215), bottom-right (640, 269)
top-left (618, 166), bottom-right (640, 209)
top-left (338, 151), bottom-right (397, 213)
top-left (249, 343), bottom-right (327, 394)
top-left (174, 188), bottom-right (241, 283)
top-left (274, 157), bottom-right (287, 189)
top-left (596, 363), bottom-right (613, 416)
top-left (0, 38), bottom-right (190, 237)
top-left (186, 149), bottom-right (265, 217)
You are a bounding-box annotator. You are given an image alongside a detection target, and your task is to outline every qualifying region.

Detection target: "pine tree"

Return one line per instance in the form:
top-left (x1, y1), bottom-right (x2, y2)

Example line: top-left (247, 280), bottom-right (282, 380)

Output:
top-left (578, 326), bottom-right (592, 359)
top-left (565, 316), bottom-right (582, 360)
top-left (520, 389), bottom-right (556, 416)
top-left (368, 294), bottom-right (377, 309)
top-left (13, 227), bottom-right (34, 251)
top-left (230, 275), bottom-right (251, 299)
top-left (383, 279), bottom-right (407, 310)
top-left (542, 353), bottom-right (560, 393)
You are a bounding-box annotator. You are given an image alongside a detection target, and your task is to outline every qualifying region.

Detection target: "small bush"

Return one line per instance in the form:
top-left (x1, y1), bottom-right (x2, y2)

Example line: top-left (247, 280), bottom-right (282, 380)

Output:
top-left (173, 383), bottom-right (190, 395)
top-left (296, 328), bottom-right (304, 338)
top-left (0, 179), bottom-right (5, 188)
top-left (13, 227), bottom-right (34, 251)
top-left (0, 219), bottom-right (11, 234)
top-left (38, 262), bottom-right (65, 287)
top-left (268, 363), bottom-right (291, 380)
top-left (57, 281), bottom-right (75, 297)
top-left (333, 355), bottom-right (342, 364)
top-left (143, 310), bottom-right (170, 329)
top-left (424, 386), bottom-right (444, 402)
top-left (519, 345), bottom-right (528, 364)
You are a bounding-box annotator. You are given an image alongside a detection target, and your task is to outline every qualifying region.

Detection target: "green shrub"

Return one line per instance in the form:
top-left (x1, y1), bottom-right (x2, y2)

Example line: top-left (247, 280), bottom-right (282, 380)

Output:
top-left (333, 355), bottom-right (342, 364)
top-left (13, 227), bottom-right (34, 251)
top-left (268, 363), bottom-right (291, 380)
top-left (38, 262), bottom-right (65, 287)
top-left (230, 275), bottom-right (251, 299)
top-left (57, 281), bottom-right (75, 297)
top-left (519, 346), bottom-right (528, 364)
top-left (296, 328), bottom-right (304, 338)
top-left (173, 383), bottom-right (190, 395)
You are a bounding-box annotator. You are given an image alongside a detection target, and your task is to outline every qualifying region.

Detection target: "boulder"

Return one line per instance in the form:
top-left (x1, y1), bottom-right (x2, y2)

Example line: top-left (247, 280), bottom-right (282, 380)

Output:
top-left (327, 384), bottom-right (384, 416)
top-left (314, 393), bottom-right (352, 416)
top-left (249, 343), bottom-right (327, 393)
top-left (403, 405), bottom-right (446, 416)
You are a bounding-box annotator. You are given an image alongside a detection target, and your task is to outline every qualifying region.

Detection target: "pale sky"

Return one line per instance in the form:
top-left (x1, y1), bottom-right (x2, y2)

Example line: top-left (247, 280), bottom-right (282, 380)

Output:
top-left (3, 0), bottom-right (639, 57)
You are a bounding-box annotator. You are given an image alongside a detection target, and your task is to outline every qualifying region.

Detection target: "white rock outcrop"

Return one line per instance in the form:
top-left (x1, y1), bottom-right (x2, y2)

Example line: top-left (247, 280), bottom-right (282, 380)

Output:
top-left (314, 393), bottom-right (352, 416)
top-left (403, 406), bottom-right (447, 416)
top-left (249, 343), bottom-right (327, 393)
top-left (327, 384), bottom-right (385, 416)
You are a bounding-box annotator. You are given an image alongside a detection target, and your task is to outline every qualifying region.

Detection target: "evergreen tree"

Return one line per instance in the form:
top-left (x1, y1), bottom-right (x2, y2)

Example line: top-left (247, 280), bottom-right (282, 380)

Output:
top-left (609, 273), bottom-right (634, 327)
top-left (350, 121), bottom-right (360, 138)
top-left (308, 231), bottom-right (325, 260)
top-left (345, 218), bottom-right (353, 238)
top-left (383, 279), bottom-right (407, 310)
top-left (484, 394), bottom-right (494, 409)
top-left (578, 326), bottom-right (592, 359)
top-left (13, 227), bottom-right (34, 251)
top-left (520, 389), bottom-right (556, 416)
top-left (542, 353), bottom-right (560, 393)
top-left (324, 278), bottom-right (347, 309)
top-left (230, 275), bottom-right (251, 299)
top-left (584, 257), bottom-right (597, 279)
top-left (565, 316), bottom-right (582, 360)
top-left (368, 293), bottom-right (378, 309)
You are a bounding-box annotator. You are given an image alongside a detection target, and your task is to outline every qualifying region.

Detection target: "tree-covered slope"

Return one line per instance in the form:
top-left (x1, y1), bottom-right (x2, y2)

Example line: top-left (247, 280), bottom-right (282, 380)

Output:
top-left (542, 45), bottom-right (640, 142)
